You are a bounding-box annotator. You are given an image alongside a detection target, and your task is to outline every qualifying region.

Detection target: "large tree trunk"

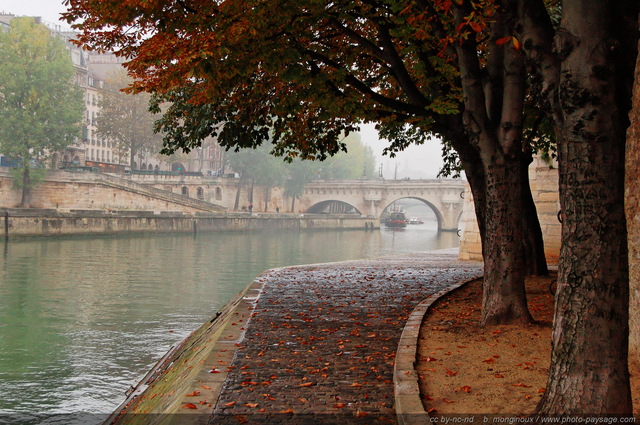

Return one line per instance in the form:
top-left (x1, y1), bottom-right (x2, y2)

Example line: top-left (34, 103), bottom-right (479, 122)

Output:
top-left (536, 0), bottom-right (636, 413)
top-left (20, 167), bottom-right (32, 208)
top-left (480, 155), bottom-right (533, 326)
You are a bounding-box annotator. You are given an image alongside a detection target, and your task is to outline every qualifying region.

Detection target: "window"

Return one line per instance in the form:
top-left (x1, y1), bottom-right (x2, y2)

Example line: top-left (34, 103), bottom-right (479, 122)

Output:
top-left (197, 187), bottom-right (204, 199)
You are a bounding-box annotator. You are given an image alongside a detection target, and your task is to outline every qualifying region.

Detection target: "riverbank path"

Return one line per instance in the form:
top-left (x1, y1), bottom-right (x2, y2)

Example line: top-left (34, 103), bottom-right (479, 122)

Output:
top-left (205, 249), bottom-right (483, 424)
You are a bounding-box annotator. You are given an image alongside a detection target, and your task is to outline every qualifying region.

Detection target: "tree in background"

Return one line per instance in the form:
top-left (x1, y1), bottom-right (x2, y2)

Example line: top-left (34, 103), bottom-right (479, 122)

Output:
top-left (226, 132), bottom-right (375, 211)
top-left (97, 69), bottom-right (164, 170)
top-left (0, 17), bottom-right (83, 207)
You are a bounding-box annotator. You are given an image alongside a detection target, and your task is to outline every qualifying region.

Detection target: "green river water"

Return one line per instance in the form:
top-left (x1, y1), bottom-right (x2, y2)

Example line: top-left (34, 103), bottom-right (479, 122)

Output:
top-left (0, 223), bottom-right (457, 423)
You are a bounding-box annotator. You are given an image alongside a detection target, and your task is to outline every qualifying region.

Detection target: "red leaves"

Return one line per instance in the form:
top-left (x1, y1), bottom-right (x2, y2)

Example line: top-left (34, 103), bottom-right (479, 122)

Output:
top-left (185, 391), bottom-right (201, 397)
top-left (458, 385), bottom-right (471, 393)
top-left (182, 403), bottom-right (198, 409)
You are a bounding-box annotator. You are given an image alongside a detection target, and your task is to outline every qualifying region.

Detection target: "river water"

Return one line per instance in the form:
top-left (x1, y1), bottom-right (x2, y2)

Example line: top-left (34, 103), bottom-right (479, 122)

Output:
top-left (0, 222), bottom-right (457, 422)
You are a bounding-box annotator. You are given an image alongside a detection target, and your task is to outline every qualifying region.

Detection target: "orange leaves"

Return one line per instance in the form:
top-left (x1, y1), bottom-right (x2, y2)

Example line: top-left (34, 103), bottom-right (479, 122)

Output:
top-left (185, 391), bottom-right (201, 397)
top-left (495, 36), bottom-right (522, 50)
top-left (182, 403), bottom-right (198, 409)
top-left (445, 369), bottom-right (458, 376)
top-left (458, 385), bottom-right (472, 393)
top-left (299, 382), bottom-right (314, 387)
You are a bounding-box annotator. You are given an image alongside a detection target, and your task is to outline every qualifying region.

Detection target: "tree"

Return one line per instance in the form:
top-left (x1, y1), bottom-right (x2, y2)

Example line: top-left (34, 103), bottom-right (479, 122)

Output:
top-left (0, 17), bottom-right (83, 207)
top-left (97, 69), bottom-right (164, 170)
top-left (513, 0), bottom-right (638, 414)
top-left (321, 133), bottom-right (377, 180)
top-left (64, 0), bottom-right (548, 326)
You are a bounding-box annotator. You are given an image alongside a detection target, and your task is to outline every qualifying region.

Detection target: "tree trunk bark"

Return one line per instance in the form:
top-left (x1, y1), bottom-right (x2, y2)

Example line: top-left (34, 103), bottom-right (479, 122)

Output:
top-left (480, 155), bottom-right (533, 326)
top-left (536, 0), bottom-right (636, 413)
top-left (20, 167), bottom-right (31, 208)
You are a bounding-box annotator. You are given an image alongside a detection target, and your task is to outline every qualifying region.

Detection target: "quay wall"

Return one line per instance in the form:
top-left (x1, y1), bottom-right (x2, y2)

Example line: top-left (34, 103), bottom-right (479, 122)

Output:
top-left (0, 209), bottom-right (377, 238)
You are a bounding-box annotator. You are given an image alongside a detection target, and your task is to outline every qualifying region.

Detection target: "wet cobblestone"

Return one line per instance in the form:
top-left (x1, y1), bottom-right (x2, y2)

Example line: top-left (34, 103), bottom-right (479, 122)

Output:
top-left (209, 251), bottom-right (482, 424)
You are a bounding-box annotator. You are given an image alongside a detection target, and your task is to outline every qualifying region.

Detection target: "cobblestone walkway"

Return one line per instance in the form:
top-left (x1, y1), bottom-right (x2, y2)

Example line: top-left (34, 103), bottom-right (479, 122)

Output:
top-left (210, 250), bottom-right (482, 424)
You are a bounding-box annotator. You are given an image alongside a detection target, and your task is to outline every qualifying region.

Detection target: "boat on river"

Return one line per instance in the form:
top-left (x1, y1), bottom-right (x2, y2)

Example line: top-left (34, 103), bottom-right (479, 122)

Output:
top-left (407, 216), bottom-right (424, 225)
top-left (384, 212), bottom-right (407, 228)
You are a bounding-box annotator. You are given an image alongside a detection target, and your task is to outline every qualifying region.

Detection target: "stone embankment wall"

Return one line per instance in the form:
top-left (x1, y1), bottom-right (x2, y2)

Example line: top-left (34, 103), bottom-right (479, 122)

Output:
top-left (0, 209), bottom-right (376, 238)
top-left (0, 170), bottom-right (223, 213)
top-left (458, 157), bottom-right (561, 264)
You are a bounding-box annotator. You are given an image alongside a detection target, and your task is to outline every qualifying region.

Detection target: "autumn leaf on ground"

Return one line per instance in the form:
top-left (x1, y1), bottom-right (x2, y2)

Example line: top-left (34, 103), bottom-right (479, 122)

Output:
top-left (245, 403), bottom-right (259, 408)
top-left (458, 386), bottom-right (472, 393)
top-left (482, 358), bottom-right (495, 363)
top-left (445, 370), bottom-right (458, 376)
top-left (299, 382), bottom-right (314, 387)
top-left (186, 391), bottom-right (201, 397)
top-left (355, 410), bottom-right (368, 418)
top-left (280, 409), bottom-right (294, 414)
top-left (334, 403), bottom-right (346, 408)
top-left (182, 403), bottom-right (197, 409)
top-left (201, 385), bottom-right (212, 390)
top-left (512, 382), bottom-right (532, 388)
top-left (350, 383), bottom-right (364, 387)
top-left (443, 398), bottom-right (455, 403)
top-left (494, 374), bottom-right (505, 378)
top-left (224, 401), bottom-right (237, 407)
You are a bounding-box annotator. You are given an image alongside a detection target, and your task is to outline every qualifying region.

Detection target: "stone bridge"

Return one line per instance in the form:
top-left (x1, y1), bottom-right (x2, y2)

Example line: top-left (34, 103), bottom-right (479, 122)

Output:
top-left (297, 179), bottom-right (466, 231)
top-left (112, 174), bottom-right (465, 231)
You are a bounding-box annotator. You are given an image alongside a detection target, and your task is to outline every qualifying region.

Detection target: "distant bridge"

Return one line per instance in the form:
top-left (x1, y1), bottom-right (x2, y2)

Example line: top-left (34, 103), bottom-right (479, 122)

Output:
top-left (297, 179), bottom-right (466, 231)
top-left (122, 174), bottom-right (466, 231)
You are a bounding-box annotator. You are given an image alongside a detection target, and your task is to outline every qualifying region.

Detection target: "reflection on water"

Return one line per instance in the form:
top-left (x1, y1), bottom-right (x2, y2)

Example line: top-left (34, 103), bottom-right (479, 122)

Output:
top-left (0, 223), bottom-right (457, 419)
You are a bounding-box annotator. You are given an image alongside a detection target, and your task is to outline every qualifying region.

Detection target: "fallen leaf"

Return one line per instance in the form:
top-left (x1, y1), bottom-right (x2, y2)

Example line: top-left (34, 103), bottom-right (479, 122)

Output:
top-left (446, 370), bottom-right (458, 376)
top-left (482, 358), bottom-right (495, 363)
top-left (494, 374), bottom-right (504, 378)
top-left (299, 382), bottom-right (314, 387)
top-left (355, 410), bottom-right (368, 418)
top-left (334, 403), bottom-right (346, 408)
top-left (201, 385), bottom-right (212, 390)
top-left (224, 401), bottom-right (237, 407)
top-left (186, 391), bottom-right (201, 397)
top-left (245, 403), bottom-right (259, 408)
top-left (458, 386), bottom-right (472, 393)
top-left (182, 403), bottom-right (197, 409)
top-left (512, 383), bottom-right (532, 388)
top-left (443, 398), bottom-right (455, 403)
top-left (281, 409), bottom-right (294, 414)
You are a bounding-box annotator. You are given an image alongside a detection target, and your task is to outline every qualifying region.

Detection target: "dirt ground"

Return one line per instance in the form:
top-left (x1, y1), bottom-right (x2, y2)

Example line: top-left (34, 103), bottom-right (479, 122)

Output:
top-left (417, 273), bottom-right (640, 415)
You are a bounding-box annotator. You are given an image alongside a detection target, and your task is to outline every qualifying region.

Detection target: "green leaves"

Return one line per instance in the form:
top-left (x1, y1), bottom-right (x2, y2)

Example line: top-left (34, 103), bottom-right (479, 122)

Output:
top-left (0, 17), bottom-right (83, 170)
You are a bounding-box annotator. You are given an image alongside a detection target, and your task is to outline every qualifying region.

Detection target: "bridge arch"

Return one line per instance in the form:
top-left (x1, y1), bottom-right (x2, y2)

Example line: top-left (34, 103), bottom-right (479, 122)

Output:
top-left (382, 197), bottom-right (447, 231)
top-left (305, 200), bottom-right (362, 215)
